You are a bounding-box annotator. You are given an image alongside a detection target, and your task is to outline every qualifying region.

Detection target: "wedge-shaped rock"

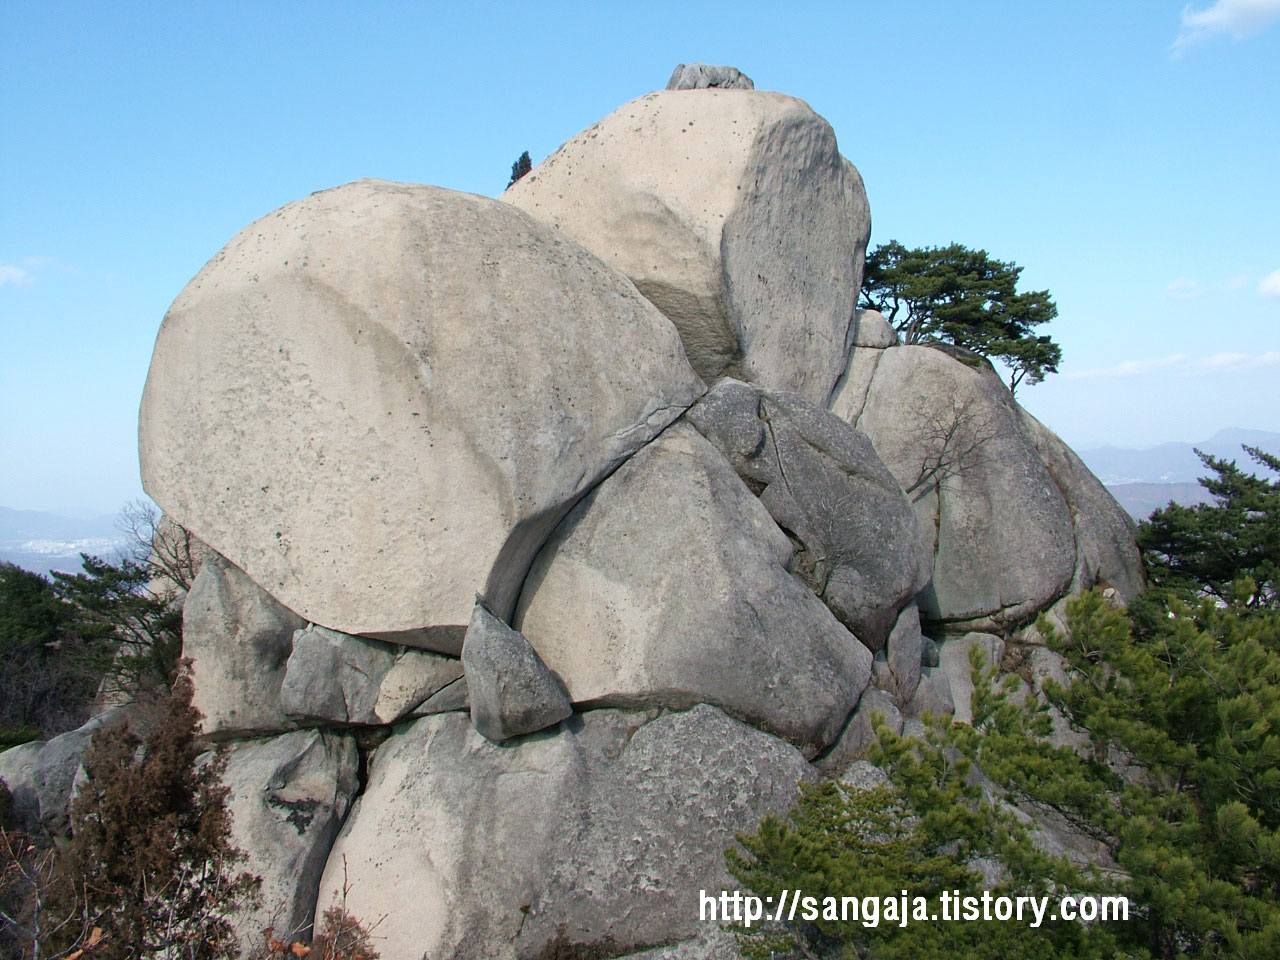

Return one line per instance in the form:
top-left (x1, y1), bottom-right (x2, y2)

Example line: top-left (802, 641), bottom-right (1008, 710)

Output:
top-left (515, 423), bottom-right (869, 754)
top-left (317, 705), bottom-right (812, 960)
top-left (140, 179), bottom-right (704, 651)
top-left (505, 91), bottom-right (869, 404)
top-left (835, 346), bottom-right (1077, 629)
top-left (217, 730), bottom-right (359, 945)
top-left (687, 380), bottom-right (931, 651)
top-left (463, 604), bottom-right (572, 742)
top-left (184, 552), bottom-right (304, 739)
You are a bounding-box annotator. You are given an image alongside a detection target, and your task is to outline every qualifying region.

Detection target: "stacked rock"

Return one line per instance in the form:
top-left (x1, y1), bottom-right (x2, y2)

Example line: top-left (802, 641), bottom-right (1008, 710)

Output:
top-left (0, 65), bottom-right (1141, 960)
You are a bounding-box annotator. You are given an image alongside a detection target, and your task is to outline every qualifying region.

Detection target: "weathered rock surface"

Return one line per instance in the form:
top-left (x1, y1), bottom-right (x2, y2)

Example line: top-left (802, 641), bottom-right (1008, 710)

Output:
top-left (666, 62), bottom-right (755, 90)
top-left (375, 648), bottom-right (464, 723)
top-left (504, 91), bottom-right (869, 404)
top-left (408, 676), bottom-right (470, 717)
top-left (815, 688), bottom-right (903, 775)
top-left (516, 423), bottom-right (870, 754)
top-left (850, 308), bottom-right (897, 348)
top-left (217, 730), bottom-right (359, 943)
top-left (280, 626), bottom-right (390, 725)
top-left (462, 604), bottom-right (572, 742)
top-left (278, 625), bottom-right (460, 726)
top-left (883, 601), bottom-right (924, 705)
top-left (0, 741), bottom-right (43, 832)
top-left (836, 345), bottom-right (1077, 629)
top-left (184, 552), bottom-right (304, 739)
top-left (317, 705), bottom-right (813, 960)
top-left (1016, 408), bottom-right (1144, 603)
top-left (687, 380), bottom-right (931, 651)
top-left (0, 708), bottom-right (137, 837)
top-left (939, 632), bottom-right (1005, 724)
top-left (907, 666), bottom-right (956, 719)
top-left (140, 178), bottom-right (703, 651)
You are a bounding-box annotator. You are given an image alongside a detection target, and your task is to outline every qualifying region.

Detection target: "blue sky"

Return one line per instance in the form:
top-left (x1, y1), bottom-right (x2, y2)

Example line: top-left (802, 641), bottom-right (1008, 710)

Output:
top-left (2, 0), bottom-right (1277, 515)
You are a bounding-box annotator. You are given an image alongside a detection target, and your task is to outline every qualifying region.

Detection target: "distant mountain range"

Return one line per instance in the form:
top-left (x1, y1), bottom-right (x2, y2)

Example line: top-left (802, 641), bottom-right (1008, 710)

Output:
top-left (1074, 429), bottom-right (1279, 520)
top-left (0, 506), bottom-right (127, 577)
top-left (1077, 428), bottom-right (1280, 485)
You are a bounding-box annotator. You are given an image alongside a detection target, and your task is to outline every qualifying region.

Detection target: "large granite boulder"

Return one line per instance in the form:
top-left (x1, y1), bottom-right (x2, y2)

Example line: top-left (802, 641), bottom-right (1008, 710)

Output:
top-left (184, 552), bottom-right (304, 739)
top-left (317, 705), bottom-right (813, 960)
top-left (832, 345), bottom-right (1077, 630)
top-left (140, 179), bottom-right (704, 652)
top-left (1016, 408), bottom-right (1144, 602)
top-left (686, 379), bottom-right (931, 651)
top-left (504, 90), bottom-right (869, 404)
top-left (515, 423), bottom-right (870, 754)
top-left (217, 730), bottom-right (359, 944)
top-left (0, 707), bottom-right (138, 837)
top-left (0, 740), bottom-right (43, 832)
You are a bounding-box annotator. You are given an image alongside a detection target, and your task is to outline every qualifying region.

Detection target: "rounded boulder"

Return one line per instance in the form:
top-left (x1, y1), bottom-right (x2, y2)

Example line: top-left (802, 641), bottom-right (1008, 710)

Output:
top-left (140, 179), bottom-right (704, 650)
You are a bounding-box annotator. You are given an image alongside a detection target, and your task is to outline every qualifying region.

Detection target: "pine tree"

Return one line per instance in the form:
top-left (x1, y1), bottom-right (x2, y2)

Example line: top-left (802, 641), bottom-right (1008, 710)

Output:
top-left (1138, 446), bottom-right (1279, 610)
top-left (859, 241), bottom-right (1062, 394)
top-left (507, 151), bottom-right (532, 189)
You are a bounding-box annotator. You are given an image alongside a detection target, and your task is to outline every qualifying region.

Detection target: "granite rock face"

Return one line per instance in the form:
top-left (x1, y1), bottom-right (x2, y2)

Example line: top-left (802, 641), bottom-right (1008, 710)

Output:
top-left (687, 380), bottom-right (931, 651)
top-left (111, 65), bottom-right (1146, 960)
top-left (184, 552), bottom-right (304, 739)
top-left (217, 730), bottom-right (360, 943)
top-left (515, 423), bottom-right (870, 755)
top-left (505, 90), bottom-right (869, 404)
top-left (834, 345), bottom-right (1078, 631)
top-left (317, 705), bottom-right (813, 960)
top-left (1016, 408), bottom-right (1144, 603)
top-left (140, 179), bottom-right (703, 651)
top-left (815, 688), bottom-right (903, 775)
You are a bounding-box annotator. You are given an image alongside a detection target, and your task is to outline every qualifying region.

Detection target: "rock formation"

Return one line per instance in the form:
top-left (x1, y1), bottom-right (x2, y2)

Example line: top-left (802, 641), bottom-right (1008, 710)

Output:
top-left (503, 87), bottom-right (869, 405)
top-left (1, 64), bottom-right (1144, 959)
top-left (139, 180), bottom-right (703, 651)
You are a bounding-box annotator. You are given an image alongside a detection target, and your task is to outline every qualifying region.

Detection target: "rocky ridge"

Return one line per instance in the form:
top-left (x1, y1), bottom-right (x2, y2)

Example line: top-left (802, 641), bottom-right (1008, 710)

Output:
top-left (1, 65), bottom-right (1142, 960)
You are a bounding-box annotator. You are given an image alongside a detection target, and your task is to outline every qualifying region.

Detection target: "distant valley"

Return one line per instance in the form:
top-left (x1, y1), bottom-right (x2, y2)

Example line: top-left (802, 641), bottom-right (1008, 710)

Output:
top-left (1077, 428), bottom-right (1279, 520)
top-left (0, 506), bottom-right (128, 577)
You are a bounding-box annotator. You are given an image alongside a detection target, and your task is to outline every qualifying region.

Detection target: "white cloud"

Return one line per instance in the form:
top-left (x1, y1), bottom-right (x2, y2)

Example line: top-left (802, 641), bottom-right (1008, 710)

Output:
top-left (0, 256), bottom-right (54, 288)
top-left (1066, 354), bottom-right (1187, 380)
top-left (1173, 0), bottom-right (1280, 54)
top-left (0, 264), bottom-right (33, 287)
top-left (1066, 351), bottom-right (1280, 380)
top-left (1165, 272), bottom-right (1271, 298)
top-left (1165, 278), bottom-right (1203, 299)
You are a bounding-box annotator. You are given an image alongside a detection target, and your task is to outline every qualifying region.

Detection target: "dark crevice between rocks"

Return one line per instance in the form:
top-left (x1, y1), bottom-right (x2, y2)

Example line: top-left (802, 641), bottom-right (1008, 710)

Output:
top-left (849, 348), bottom-right (885, 433)
top-left (808, 683), bottom-right (869, 773)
